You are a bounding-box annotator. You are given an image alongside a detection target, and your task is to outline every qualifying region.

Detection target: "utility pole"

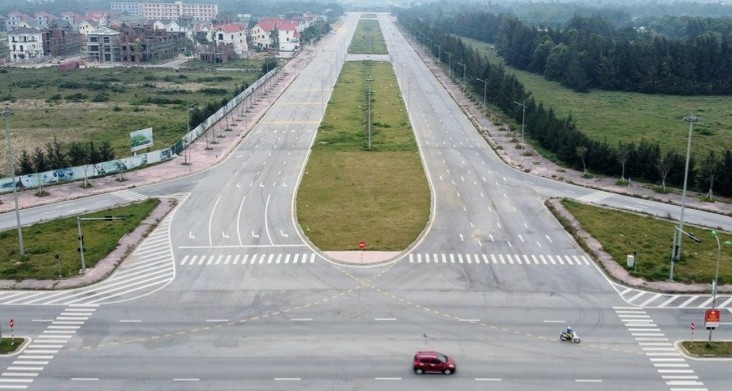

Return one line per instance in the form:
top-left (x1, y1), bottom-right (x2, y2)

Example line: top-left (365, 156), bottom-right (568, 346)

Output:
top-left (3, 109), bottom-right (25, 257)
top-left (514, 100), bottom-right (527, 148)
top-left (670, 114), bottom-right (698, 280)
top-left (476, 78), bottom-right (488, 110)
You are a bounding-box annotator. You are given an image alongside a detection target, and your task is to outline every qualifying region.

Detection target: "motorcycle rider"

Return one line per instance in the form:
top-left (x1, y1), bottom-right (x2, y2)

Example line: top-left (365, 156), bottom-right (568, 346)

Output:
top-left (565, 326), bottom-right (574, 339)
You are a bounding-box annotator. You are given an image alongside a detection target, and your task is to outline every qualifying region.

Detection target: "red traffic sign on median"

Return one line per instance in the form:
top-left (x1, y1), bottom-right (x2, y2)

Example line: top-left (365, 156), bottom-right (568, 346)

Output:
top-left (690, 322), bottom-right (695, 331)
top-left (9, 319), bottom-right (14, 328)
top-left (705, 309), bottom-right (720, 329)
top-left (358, 241), bottom-right (366, 250)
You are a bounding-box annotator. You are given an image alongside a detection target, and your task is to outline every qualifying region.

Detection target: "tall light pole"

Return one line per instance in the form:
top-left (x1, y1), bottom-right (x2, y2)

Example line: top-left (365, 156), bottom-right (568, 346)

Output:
top-left (710, 231), bottom-right (731, 308)
top-left (3, 109), bottom-right (25, 257)
top-left (514, 100), bottom-right (527, 148)
top-left (456, 61), bottom-right (466, 91)
top-left (475, 78), bottom-right (487, 110)
top-left (670, 114), bottom-right (698, 280)
top-left (184, 103), bottom-right (193, 166)
top-left (709, 230), bottom-right (731, 342)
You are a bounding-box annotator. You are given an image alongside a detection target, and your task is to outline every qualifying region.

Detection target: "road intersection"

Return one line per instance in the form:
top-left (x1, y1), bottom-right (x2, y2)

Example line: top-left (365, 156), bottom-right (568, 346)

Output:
top-left (0, 12), bottom-right (730, 391)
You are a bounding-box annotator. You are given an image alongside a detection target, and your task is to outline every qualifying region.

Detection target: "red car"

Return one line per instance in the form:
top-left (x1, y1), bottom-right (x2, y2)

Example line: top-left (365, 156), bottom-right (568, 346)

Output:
top-left (413, 351), bottom-right (456, 375)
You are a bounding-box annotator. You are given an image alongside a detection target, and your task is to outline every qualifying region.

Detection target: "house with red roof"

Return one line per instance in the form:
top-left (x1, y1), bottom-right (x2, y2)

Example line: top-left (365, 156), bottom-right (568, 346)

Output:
top-left (250, 17), bottom-right (299, 52)
top-left (213, 23), bottom-right (248, 56)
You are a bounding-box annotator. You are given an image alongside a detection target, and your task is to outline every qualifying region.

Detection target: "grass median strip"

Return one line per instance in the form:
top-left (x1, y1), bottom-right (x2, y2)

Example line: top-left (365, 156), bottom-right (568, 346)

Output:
top-left (298, 60), bottom-right (429, 251)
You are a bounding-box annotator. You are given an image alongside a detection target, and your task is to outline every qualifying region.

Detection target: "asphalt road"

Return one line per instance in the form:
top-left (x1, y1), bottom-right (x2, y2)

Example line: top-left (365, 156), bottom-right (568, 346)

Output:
top-left (1, 12), bottom-right (731, 391)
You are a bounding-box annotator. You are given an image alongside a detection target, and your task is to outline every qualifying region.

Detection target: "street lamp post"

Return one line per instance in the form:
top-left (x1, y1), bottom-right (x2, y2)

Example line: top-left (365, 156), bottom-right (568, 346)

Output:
top-left (184, 103), bottom-right (194, 166)
top-left (670, 114), bottom-right (698, 280)
top-left (3, 109), bottom-right (25, 257)
top-left (710, 231), bottom-right (732, 308)
top-left (456, 61), bottom-right (466, 91)
top-left (476, 78), bottom-right (487, 110)
top-left (709, 230), bottom-right (731, 342)
top-left (514, 100), bottom-right (527, 148)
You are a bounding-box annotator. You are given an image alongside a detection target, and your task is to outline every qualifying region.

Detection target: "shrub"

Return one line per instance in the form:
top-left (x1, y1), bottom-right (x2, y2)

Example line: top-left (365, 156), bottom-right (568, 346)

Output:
top-left (65, 93), bottom-right (87, 102)
top-left (58, 80), bottom-right (82, 89)
top-left (199, 87), bottom-right (228, 95)
top-left (92, 93), bottom-right (109, 102)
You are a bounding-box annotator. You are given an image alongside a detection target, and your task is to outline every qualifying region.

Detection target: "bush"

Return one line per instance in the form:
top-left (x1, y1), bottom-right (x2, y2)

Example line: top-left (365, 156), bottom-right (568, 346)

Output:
top-left (199, 88), bottom-right (228, 95)
top-left (58, 80), bottom-right (82, 89)
top-left (92, 93), bottom-right (109, 102)
top-left (86, 82), bottom-right (107, 91)
top-left (65, 93), bottom-right (87, 102)
top-left (46, 94), bottom-right (62, 102)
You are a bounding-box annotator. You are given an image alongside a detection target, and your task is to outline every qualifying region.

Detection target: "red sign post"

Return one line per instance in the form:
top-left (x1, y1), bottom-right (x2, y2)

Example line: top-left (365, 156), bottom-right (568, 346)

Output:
top-left (705, 309), bottom-right (720, 329)
top-left (358, 241), bottom-right (366, 262)
top-left (705, 309), bottom-right (721, 343)
top-left (9, 319), bottom-right (14, 345)
top-left (690, 322), bottom-right (695, 343)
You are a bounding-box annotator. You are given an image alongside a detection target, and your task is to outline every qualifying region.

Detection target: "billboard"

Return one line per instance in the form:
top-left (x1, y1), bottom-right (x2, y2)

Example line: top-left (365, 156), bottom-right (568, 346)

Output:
top-left (130, 127), bottom-right (153, 152)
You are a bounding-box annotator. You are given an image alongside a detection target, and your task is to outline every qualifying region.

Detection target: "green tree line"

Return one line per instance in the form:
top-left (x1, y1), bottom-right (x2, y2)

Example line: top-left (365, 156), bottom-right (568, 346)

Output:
top-left (398, 12), bottom-right (732, 199)
top-left (412, 8), bottom-right (732, 94)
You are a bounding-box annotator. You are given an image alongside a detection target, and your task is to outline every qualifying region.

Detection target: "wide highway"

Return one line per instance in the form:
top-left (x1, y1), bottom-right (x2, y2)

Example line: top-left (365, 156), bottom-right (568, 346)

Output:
top-left (0, 12), bottom-right (730, 391)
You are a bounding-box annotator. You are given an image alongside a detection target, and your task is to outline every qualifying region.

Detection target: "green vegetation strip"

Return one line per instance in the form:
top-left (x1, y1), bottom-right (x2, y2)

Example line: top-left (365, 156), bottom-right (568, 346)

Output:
top-left (0, 63), bottom-right (265, 174)
top-left (0, 338), bottom-right (24, 354)
top-left (0, 199), bottom-right (159, 280)
top-left (461, 37), bottom-right (732, 157)
top-left (298, 61), bottom-right (429, 251)
top-left (561, 199), bottom-right (731, 283)
top-left (348, 20), bottom-right (388, 54)
top-left (681, 341), bottom-right (732, 358)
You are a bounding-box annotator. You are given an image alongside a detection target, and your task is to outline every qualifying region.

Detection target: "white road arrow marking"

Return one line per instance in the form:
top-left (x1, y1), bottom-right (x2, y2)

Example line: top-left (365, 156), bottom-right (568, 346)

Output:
top-left (222, 232), bottom-right (229, 239)
top-left (189, 232), bottom-right (195, 239)
top-left (459, 234), bottom-right (464, 242)
top-left (252, 231), bottom-right (259, 238)
top-left (280, 230), bottom-right (289, 238)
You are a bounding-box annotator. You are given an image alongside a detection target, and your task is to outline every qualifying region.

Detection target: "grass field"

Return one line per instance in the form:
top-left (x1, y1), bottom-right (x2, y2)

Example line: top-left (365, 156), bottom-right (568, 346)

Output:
top-left (459, 37), bottom-right (732, 158)
top-left (348, 20), bottom-right (388, 55)
top-left (0, 199), bottom-right (159, 279)
top-left (561, 199), bottom-right (731, 284)
top-left (297, 61), bottom-right (429, 250)
top-left (0, 62), bottom-right (265, 176)
top-left (0, 338), bottom-right (23, 354)
top-left (681, 341), bottom-right (732, 357)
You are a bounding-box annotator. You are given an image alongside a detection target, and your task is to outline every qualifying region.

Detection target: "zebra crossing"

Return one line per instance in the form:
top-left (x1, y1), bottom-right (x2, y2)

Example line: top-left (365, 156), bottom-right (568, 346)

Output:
top-left (576, 191), bottom-right (614, 203)
top-left (408, 253), bottom-right (592, 266)
top-left (112, 189), bottom-right (148, 202)
top-left (178, 252), bottom-right (316, 266)
top-left (0, 207), bottom-right (175, 306)
top-left (614, 307), bottom-right (707, 391)
top-left (0, 305), bottom-right (97, 390)
top-left (614, 283), bottom-right (731, 310)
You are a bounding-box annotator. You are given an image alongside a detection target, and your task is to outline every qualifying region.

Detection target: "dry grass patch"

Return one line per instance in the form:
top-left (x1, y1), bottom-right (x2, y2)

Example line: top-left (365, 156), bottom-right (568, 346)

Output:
top-left (299, 151), bottom-right (429, 250)
top-left (298, 59), bottom-right (429, 251)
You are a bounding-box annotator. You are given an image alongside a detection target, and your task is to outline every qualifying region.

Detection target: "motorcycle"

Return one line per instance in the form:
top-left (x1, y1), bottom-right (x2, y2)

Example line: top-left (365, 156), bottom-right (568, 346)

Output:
top-left (560, 331), bottom-right (581, 344)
